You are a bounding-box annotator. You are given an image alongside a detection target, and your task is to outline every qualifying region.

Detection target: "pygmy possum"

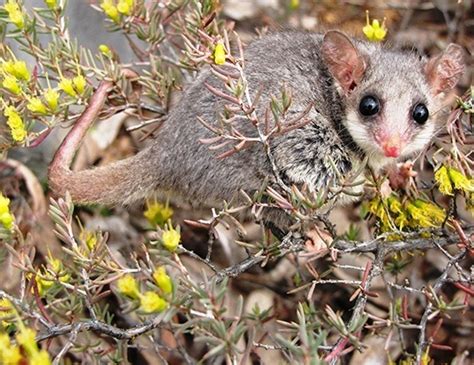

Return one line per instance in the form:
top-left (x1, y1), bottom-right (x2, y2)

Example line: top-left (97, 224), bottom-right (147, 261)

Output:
top-left (48, 31), bottom-right (465, 227)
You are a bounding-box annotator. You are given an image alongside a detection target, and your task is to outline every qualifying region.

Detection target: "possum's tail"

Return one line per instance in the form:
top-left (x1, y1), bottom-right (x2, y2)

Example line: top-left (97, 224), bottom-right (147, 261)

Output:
top-left (48, 79), bottom-right (156, 206)
top-left (48, 149), bottom-right (156, 206)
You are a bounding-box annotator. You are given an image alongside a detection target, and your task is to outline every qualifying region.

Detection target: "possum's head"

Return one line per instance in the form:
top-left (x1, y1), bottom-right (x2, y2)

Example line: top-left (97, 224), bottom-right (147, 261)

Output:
top-left (321, 31), bottom-right (465, 170)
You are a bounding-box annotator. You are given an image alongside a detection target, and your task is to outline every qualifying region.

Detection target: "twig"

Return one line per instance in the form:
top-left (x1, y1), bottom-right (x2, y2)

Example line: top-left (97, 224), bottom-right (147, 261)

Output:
top-left (37, 312), bottom-right (167, 342)
top-left (52, 323), bottom-right (80, 365)
top-left (415, 249), bottom-right (468, 364)
top-left (329, 247), bottom-right (385, 365)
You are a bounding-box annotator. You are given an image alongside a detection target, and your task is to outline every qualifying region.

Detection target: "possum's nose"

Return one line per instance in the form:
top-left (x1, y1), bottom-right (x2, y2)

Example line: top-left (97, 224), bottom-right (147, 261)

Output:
top-left (380, 133), bottom-right (402, 158)
top-left (384, 145), bottom-right (400, 158)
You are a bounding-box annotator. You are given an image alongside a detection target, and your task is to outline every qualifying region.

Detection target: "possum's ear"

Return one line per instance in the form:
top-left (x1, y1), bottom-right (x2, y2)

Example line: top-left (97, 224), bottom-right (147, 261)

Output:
top-left (425, 44), bottom-right (465, 95)
top-left (322, 31), bottom-right (367, 93)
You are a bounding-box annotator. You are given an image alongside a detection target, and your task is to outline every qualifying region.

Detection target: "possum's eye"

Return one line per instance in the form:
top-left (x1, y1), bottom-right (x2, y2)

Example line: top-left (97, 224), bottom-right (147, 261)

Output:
top-left (412, 103), bottom-right (429, 125)
top-left (359, 95), bottom-right (380, 116)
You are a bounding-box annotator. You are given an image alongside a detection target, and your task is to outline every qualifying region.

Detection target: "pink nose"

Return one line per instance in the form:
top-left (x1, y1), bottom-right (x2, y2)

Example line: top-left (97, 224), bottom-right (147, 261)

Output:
top-left (384, 145), bottom-right (400, 158)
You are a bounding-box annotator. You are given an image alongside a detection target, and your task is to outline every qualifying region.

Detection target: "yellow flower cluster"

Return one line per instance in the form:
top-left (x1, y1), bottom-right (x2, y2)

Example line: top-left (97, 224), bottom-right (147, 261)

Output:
top-left (213, 42), bottom-right (226, 65)
top-left (144, 200), bottom-right (173, 227)
top-left (367, 194), bottom-right (446, 234)
top-left (101, 0), bottom-right (135, 22)
top-left (4, 59), bottom-right (29, 80)
top-left (58, 75), bottom-right (86, 98)
top-left (1, 58), bottom-right (30, 95)
top-left (25, 88), bottom-right (59, 115)
top-left (0, 298), bottom-right (15, 328)
top-left (362, 10), bottom-right (387, 42)
top-left (0, 54), bottom-right (61, 137)
top-left (0, 326), bottom-right (51, 365)
top-left (116, 273), bottom-right (170, 314)
top-left (435, 165), bottom-right (473, 196)
top-left (80, 229), bottom-right (99, 251)
top-left (0, 332), bottom-right (22, 365)
top-left (405, 199), bottom-right (445, 228)
top-left (16, 327), bottom-right (52, 365)
top-left (0, 193), bottom-right (15, 230)
top-left (0, 53), bottom-right (66, 145)
top-left (34, 256), bottom-right (71, 296)
top-left (3, 0), bottom-right (25, 29)
top-left (3, 105), bottom-right (27, 142)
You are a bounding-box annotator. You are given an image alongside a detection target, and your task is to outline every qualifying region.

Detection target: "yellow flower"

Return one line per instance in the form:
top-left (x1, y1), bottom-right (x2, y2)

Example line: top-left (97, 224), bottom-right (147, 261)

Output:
top-left (406, 202), bottom-right (431, 228)
top-left (406, 199), bottom-right (445, 228)
top-left (435, 165), bottom-right (473, 196)
top-left (448, 167), bottom-right (473, 193)
top-left (1, 346), bottom-right (22, 365)
top-left (421, 347), bottom-right (430, 365)
top-left (117, 274), bottom-right (140, 299)
top-left (80, 230), bottom-right (98, 251)
top-left (4, 0), bottom-right (25, 29)
top-left (387, 196), bottom-right (402, 215)
top-left (0, 333), bottom-right (21, 365)
top-left (153, 267), bottom-right (173, 295)
top-left (362, 10), bottom-right (387, 42)
top-left (44, 88), bottom-right (59, 111)
top-left (44, 0), bottom-right (57, 9)
top-left (144, 200), bottom-right (173, 227)
top-left (2, 75), bottom-right (21, 95)
top-left (12, 61), bottom-right (29, 81)
top-left (213, 42), bottom-right (226, 65)
top-left (101, 0), bottom-right (120, 23)
top-left (1, 61), bottom-right (15, 75)
top-left (48, 257), bottom-right (70, 283)
top-left (289, 0), bottom-right (299, 10)
top-left (0, 193), bottom-right (14, 230)
top-left (72, 75), bottom-right (87, 95)
top-left (11, 128), bottom-right (26, 142)
top-left (4, 106), bottom-right (27, 142)
top-left (0, 298), bottom-right (13, 314)
top-left (99, 44), bottom-right (113, 57)
top-left (27, 97), bottom-right (48, 115)
top-left (161, 224), bottom-right (180, 252)
top-left (28, 350), bottom-right (51, 365)
top-left (15, 327), bottom-right (51, 364)
top-left (35, 275), bottom-right (54, 296)
top-left (58, 78), bottom-right (77, 97)
top-left (367, 197), bottom-right (391, 230)
top-left (2, 60), bottom-right (30, 81)
top-left (117, 0), bottom-right (134, 15)
top-left (387, 196), bottom-right (408, 230)
top-left (0, 211), bottom-right (14, 230)
top-left (435, 165), bottom-right (453, 195)
top-left (31, 255), bottom-right (70, 297)
top-left (139, 291), bottom-right (168, 313)
top-left (16, 328), bottom-right (38, 356)
top-left (0, 298), bottom-right (15, 329)
top-left (0, 332), bottom-right (9, 347)
top-left (415, 200), bottom-right (445, 225)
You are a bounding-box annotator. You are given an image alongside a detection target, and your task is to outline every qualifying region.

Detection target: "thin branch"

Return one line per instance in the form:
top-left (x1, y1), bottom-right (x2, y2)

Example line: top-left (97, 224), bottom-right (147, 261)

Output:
top-left (415, 249), bottom-right (468, 363)
top-left (37, 312), bottom-right (167, 342)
